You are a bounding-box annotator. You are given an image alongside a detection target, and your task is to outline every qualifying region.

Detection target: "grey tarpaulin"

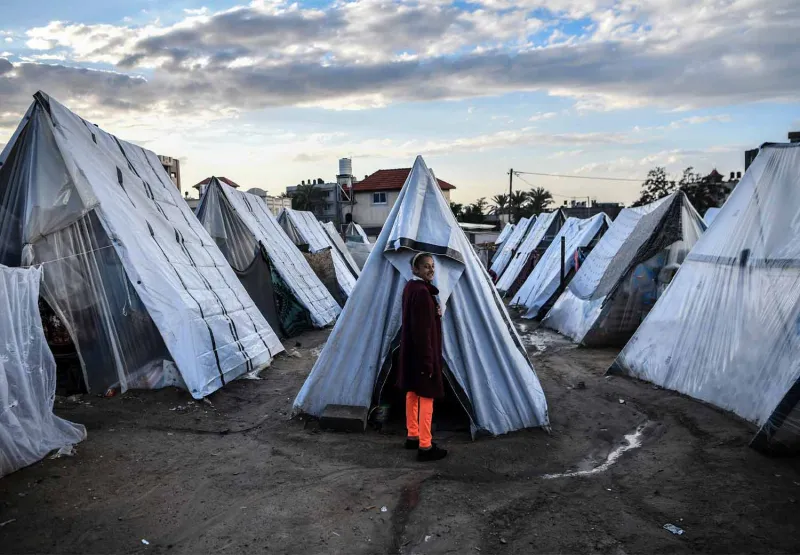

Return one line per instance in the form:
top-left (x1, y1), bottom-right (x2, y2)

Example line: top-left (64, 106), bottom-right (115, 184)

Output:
top-left (490, 217), bottom-right (535, 276)
top-left (293, 156), bottom-right (549, 437)
top-left (609, 143), bottom-right (800, 453)
top-left (345, 222), bottom-right (370, 244)
top-left (511, 213), bottom-right (611, 319)
top-left (704, 207), bottom-right (721, 226)
top-left (495, 209), bottom-right (566, 295)
top-left (495, 223), bottom-right (515, 245)
top-left (1, 264), bottom-right (86, 477)
top-left (0, 92), bottom-right (283, 398)
top-left (195, 177), bottom-right (340, 331)
top-left (278, 209), bottom-right (358, 299)
top-left (542, 192), bottom-right (705, 346)
top-left (322, 221), bottom-right (363, 278)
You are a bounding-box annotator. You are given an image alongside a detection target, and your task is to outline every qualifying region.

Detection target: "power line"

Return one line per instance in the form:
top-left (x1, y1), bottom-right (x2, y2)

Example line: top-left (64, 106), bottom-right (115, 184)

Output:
top-left (513, 170), bottom-right (643, 183)
top-left (514, 173), bottom-right (589, 200)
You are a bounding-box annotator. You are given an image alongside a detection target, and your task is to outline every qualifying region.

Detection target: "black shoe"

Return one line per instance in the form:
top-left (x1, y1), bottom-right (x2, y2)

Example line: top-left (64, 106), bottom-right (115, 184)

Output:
top-left (404, 438), bottom-right (419, 450)
top-left (417, 444), bottom-right (447, 462)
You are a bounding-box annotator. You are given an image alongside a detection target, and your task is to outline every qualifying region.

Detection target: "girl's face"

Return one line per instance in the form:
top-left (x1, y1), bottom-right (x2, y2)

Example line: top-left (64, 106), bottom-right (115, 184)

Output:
top-left (413, 256), bottom-right (435, 282)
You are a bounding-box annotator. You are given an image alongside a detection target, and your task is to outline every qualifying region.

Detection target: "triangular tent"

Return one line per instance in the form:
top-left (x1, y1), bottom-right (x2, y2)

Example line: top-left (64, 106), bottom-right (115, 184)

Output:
top-left (195, 177), bottom-right (341, 337)
top-left (490, 217), bottom-right (535, 274)
top-left (322, 221), bottom-right (363, 277)
top-left (1, 264), bottom-right (86, 477)
top-left (345, 222), bottom-right (370, 244)
top-left (0, 92), bottom-right (282, 398)
top-left (495, 223), bottom-right (515, 246)
top-left (495, 209), bottom-right (566, 297)
top-left (609, 143), bottom-right (800, 453)
top-left (511, 213), bottom-right (611, 320)
top-left (293, 156), bottom-right (549, 437)
top-left (278, 209), bottom-right (358, 299)
top-left (542, 192), bottom-right (705, 346)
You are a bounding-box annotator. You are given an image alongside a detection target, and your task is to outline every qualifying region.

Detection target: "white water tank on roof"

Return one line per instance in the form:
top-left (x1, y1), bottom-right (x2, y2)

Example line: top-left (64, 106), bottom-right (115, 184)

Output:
top-left (339, 157), bottom-right (352, 176)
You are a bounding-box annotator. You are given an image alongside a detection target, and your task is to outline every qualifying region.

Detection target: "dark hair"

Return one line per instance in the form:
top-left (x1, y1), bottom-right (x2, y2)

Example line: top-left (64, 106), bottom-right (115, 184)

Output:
top-left (411, 252), bottom-right (433, 269)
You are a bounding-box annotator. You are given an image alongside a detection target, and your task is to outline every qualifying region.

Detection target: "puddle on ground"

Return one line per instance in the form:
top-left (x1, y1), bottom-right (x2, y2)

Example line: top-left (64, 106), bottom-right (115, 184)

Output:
top-left (542, 422), bottom-right (650, 479)
top-left (515, 325), bottom-right (573, 356)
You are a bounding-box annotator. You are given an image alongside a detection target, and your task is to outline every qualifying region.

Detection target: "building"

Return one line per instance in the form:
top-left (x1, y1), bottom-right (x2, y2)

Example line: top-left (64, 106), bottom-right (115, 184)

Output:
top-left (346, 168), bottom-right (455, 235)
top-left (158, 155), bottom-right (181, 191)
top-left (745, 130), bottom-right (799, 171)
top-left (561, 199), bottom-right (624, 220)
top-left (284, 179), bottom-right (340, 223)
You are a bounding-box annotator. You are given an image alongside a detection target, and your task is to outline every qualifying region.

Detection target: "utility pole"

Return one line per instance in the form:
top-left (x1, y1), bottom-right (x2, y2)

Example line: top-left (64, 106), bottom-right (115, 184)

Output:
top-left (508, 168), bottom-right (514, 224)
top-left (587, 196), bottom-right (590, 218)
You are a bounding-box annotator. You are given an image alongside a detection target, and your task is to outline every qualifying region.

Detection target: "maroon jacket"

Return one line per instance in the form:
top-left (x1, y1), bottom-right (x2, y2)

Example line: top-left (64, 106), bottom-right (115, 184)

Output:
top-left (396, 279), bottom-right (444, 399)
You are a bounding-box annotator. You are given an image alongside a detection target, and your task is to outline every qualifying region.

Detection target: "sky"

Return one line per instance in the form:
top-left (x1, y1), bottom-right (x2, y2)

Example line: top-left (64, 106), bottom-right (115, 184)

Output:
top-left (1, 0), bottom-right (799, 206)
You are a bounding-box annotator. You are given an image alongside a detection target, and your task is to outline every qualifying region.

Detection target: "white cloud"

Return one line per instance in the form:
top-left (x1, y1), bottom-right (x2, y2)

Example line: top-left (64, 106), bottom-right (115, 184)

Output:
top-left (529, 111), bottom-right (558, 122)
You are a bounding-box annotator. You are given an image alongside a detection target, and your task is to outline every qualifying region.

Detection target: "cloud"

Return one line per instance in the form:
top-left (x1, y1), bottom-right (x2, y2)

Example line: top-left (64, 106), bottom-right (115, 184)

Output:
top-left (4, 0), bottom-right (795, 116)
top-left (529, 111), bottom-right (558, 122)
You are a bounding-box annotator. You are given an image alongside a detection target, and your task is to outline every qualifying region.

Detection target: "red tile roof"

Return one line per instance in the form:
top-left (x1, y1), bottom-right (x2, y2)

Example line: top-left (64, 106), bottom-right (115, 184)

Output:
top-left (194, 176), bottom-right (240, 189)
top-left (351, 168), bottom-right (455, 192)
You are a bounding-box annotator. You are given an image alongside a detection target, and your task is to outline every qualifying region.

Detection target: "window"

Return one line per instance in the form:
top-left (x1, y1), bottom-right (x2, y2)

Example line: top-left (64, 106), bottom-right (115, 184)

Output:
top-left (372, 192), bottom-right (387, 205)
top-left (323, 191), bottom-right (331, 198)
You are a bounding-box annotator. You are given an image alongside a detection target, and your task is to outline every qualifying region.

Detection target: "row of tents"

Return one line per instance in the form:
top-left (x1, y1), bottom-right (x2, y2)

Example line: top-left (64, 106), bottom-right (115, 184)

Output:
top-left (489, 148), bottom-right (800, 453)
top-left (0, 93), bottom-right (381, 476)
top-left (1, 91), bottom-right (797, 478)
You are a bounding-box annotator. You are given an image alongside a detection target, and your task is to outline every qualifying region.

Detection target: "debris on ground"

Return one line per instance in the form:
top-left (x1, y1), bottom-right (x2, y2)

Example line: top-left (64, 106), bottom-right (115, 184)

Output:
top-left (49, 445), bottom-right (76, 459)
top-left (141, 539), bottom-right (150, 545)
top-left (663, 523), bottom-right (685, 536)
top-left (0, 519), bottom-right (16, 527)
top-left (619, 399), bottom-right (626, 404)
top-left (576, 381), bottom-right (586, 390)
top-left (380, 506), bottom-right (388, 513)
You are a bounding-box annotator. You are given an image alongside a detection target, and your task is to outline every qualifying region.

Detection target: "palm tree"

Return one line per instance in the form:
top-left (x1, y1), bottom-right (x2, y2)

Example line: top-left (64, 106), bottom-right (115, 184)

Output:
top-left (527, 187), bottom-right (554, 215)
top-left (491, 194), bottom-right (509, 215)
top-left (509, 190), bottom-right (529, 222)
top-left (450, 201), bottom-right (464, 220)
top-left (292, 183), bottom-right (323, 211)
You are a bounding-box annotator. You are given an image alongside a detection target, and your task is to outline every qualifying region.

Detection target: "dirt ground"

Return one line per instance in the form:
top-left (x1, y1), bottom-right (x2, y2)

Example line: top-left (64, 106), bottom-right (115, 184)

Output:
top-left (2, 319), bottom-right (800, 555)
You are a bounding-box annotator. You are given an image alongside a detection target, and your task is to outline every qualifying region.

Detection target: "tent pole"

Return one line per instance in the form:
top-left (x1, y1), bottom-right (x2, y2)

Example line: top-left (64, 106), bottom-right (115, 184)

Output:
top-left (560, 235), bottom-right (566, 286)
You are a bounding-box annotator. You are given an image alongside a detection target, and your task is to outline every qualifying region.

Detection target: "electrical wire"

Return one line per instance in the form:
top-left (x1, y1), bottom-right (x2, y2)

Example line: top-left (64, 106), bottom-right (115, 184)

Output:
top-left (513, 170), bottom-right (643, 183)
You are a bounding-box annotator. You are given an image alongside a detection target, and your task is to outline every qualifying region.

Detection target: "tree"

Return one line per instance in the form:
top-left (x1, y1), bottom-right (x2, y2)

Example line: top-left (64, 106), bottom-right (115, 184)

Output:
top-left (526, 187), bottom-right (554, 215)
top-left (462, 198), bottom-right (488, 224)
top-left (491, 194), bottom-right (509, 215)
top-left (679, 167), bottom-right (718, 215)
top-left (291, 183), bottom-right (323, 210)
top-left (632, 167), bottom-right (675, 206)
top-left (509, 190), bottom-right (529, 222)
top-left (450, 201), bottom-right (464, 220)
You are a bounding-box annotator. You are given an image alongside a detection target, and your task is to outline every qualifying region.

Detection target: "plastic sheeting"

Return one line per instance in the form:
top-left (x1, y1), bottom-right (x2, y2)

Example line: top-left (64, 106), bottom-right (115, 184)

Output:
top-left (346, 241), bottom-right (374, 269)
top-left (490, 217), bottom-right (535, 276)
top-left (511, 214), bottom-right (611, 320)
top-left (278, 209), bottom-right (358, 299)
top-left (293, 156), bottom-right (549, 437)
top-left (195, 177), bottom-right (340, 331)
top-left (704, 207), bottom-right (721, 226)
top-left (609, 143), bottom-right (800, 453)
top-left (0, 92), bottom-right (282, 399)
top-left (495, 223), bottom-right (515, 245)
top-left (1, 264), bottom-right (86, 477)
top-left (345, 222), bottom-right (370, 244)
top-left (322, 221), bottom-right (363, 278)
top-left (542, 192), bottom-right (705, 346)
top-left (495, 210), bottom-right (565, 295)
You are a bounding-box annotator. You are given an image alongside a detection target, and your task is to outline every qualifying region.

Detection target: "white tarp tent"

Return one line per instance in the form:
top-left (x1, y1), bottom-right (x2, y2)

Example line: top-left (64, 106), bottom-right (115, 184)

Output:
top-left (490, 217), bottom-right (535, 276)
top-left (1, 264), bottom-right (86, 477)
top-left (495, 223), bottom-right (515, 245)
top-left (322, 221), bottom-right (363, 278)
top-left (0, 92), bottom-right (282, 399)
top-left (609, 143), bottom-right (800, 453)
top-left (542, 192), bottom-right (705, 346)
top-left (195, 177), bottom-right (340, 336)
top-left (495, 210), bottom-right (566, 296)
top-left (511, 214), bottom-right (611, 320)
top-left (293, 156), bottom-right (549, 437)
top-left (278, 209), bottom-right (358, 299)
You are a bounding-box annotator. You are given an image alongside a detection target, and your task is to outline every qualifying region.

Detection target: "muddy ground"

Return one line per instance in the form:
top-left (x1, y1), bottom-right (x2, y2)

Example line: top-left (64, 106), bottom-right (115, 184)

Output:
top-left (2, 320), bottom-right (799, 554)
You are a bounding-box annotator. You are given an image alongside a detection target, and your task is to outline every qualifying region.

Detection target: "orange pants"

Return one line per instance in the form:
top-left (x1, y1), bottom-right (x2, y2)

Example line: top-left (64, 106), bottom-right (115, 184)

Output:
top-left (406, 392), bottom-right (434, 449)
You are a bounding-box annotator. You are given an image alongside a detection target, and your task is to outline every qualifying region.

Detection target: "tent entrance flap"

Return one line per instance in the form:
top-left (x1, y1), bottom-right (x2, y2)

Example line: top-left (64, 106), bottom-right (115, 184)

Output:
top-left (371, 334), bottom-right (475, 433)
